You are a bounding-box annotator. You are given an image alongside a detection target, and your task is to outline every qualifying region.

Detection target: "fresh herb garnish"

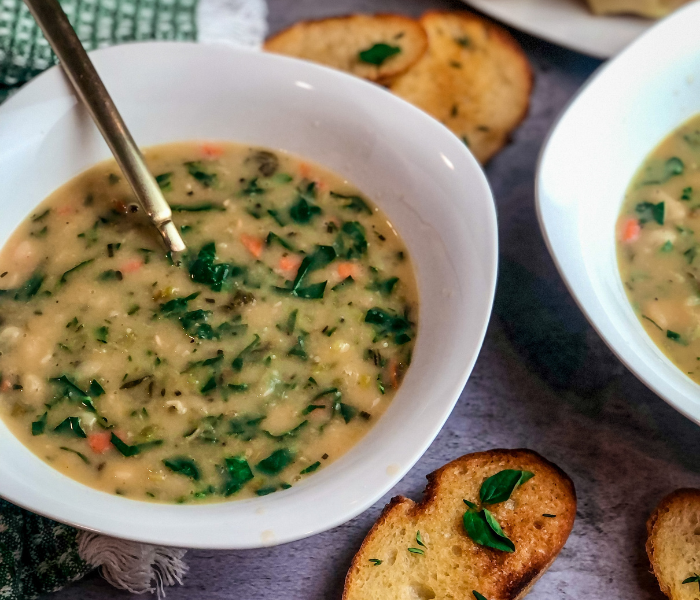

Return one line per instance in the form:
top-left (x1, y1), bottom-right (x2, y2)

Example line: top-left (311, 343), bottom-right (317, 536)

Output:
top-left (358, 42), bottom-right (401, 65)
top-left (542, 514), bottom-right (556, 518)
top-left (462, 505), bottom-right (515, 552)
top-left (683, 574), bottom-right (700, 589)
top-left (369, 559), bottom-right (382, 566)
top-left (163, 456), bottom-right (201, 480)
top-left (479, 469), bottom-right (534, 504)
top-left (473, 592), bottom-right (489, 600)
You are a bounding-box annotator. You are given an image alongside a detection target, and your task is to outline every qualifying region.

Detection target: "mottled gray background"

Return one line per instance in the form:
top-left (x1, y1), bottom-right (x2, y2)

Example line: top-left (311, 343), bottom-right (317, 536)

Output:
top-left (53, 1), bottom-right (698, 598)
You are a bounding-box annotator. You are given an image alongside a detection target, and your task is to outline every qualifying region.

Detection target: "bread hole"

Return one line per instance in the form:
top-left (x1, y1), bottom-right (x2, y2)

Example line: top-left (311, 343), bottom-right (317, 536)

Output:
top-left (399, 528), bottom-right (406, 536)
top-left (534, 521), bottom-right (543, 530)
top-left (451, 545), bottom-right (462, 556)
top-left (409, 581), bottom-right (436, 599)
top-left (387, 549), bottom-right (398, 566)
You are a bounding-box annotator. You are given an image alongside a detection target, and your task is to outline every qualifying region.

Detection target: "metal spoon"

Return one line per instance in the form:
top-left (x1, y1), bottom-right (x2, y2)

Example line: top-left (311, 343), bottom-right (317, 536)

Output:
top-left (23, 0), bottom-right (186, 255)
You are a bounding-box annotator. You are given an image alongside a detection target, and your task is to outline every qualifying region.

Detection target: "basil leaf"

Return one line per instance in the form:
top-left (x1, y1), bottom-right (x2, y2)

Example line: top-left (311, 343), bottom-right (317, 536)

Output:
top-left (256, 448), bottom-right (294, 475)
top-left (54, 417), bottom-right (86, 438)
top-left (31, 412), bottom-right (47, 436)
top-left (221, 456), bottom-right (254, 496)
top-left (358, 43), bottom-right (401, 65)
top-left (462, 509), bottom-right (515, 552)
top-left (163, 456), bottom-right (201, 480)
top-left (683, 574), bottom-right (700, 586)
top-left (479, 469), bottom-right (535, 504)
top-left (111, 433), bottom-right (162, 457)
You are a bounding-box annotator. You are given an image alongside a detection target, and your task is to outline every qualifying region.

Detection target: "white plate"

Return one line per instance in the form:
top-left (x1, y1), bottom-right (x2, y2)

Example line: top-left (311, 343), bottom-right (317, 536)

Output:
top-left (537, 2), bottom-right (700, 426)
top-left (461, 0), bottom-right (651, 59)
top-left (0, 42), bottom-right (498, 549)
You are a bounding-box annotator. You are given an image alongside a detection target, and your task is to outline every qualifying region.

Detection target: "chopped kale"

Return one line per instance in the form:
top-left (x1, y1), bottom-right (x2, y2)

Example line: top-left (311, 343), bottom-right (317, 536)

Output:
top-left (163, 456), bottom-right (201, 480)
top-left (330, 191), bottom-right (373, 215)
top-left (256, 448), bottom-right (294, 475)
top-left (185, 161), bottom-right (217, 188)
top-left (365, 307), bottom-right (413, 344)
top-left (54, 417), bottom-right (86, 438)
top-left (221, 456), bottom-right (254, 496)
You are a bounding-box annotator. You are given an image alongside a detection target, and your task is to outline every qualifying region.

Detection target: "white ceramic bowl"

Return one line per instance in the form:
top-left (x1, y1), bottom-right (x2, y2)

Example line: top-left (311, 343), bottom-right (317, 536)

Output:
top-left (0, 42), bottom-right (497, 548)
top-left (537, 2), bottom-right (700, 427)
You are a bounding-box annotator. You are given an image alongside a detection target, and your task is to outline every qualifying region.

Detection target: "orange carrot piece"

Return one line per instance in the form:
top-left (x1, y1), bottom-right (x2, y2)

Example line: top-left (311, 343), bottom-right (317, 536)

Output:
top-left (278, 254), bottom-right (302, 278)
top-left (299, 162), bottom-right (315, 180)
top-left (200, 142), bottom-right (225, 158)
top-left (240, 234), bottom-right (264, 259)
top-left (387, 359), bottom-right (399, 389)
top-left (621, 218), bottom-right (641, 243)
top-left (337, 262), bottom-right (360, 279)
top-left (120, 259), bottom-right (143, 274)
top-left (0, 379), bottom-right (11, 392)
top-left (87, 431), bottom-right (112, 454)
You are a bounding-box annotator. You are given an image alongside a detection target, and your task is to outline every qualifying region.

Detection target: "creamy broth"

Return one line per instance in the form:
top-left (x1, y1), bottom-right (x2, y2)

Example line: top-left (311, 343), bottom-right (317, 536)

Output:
top-left (0, 142), bottom-right (418, 503)
top-left (617, 115), bottom-right (700, 382)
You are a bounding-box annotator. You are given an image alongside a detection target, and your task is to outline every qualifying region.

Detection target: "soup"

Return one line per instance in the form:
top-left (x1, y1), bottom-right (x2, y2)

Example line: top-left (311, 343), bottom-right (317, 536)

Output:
top-left (617, 114), bottom-right (700, 383)
top-left (0, 142), bottom-right (418, 503)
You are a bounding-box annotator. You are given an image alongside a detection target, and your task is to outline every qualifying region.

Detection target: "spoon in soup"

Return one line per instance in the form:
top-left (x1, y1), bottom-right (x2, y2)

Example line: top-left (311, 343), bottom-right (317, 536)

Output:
top-left (23, 0), bottom-right (186, 255)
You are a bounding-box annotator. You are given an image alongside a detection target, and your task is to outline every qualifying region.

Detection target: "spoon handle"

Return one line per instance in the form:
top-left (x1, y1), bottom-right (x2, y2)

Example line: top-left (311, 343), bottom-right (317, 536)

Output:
top-left (23, 0), bottom-right (186, 254)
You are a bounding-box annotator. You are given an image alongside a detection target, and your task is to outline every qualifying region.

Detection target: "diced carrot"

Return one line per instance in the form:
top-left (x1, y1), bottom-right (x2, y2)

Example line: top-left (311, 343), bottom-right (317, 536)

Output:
top-left (87, 431), bottom-right (112, 454)
top-left (621, 218), bottom-right (641, 243)
top-left (316, 179), bottom-right (328, 192)
top-left (112, 200), bottom-right (129, 214)
top-left (0, 379), bottom-right (12, 392)
top-left (200, 142), bottom-right (225, 158)
top-left (120, 259), bottom-right (143, 273)
top-left (387, 359), bottom-right (399, 389)
top-left (337, 262), bottom-right (361, 279)
top-left (278, 254), bottom-right (302, 278)
top-left (299, 162), bottom-right (313, 180)
top-left (240, 234), bottom-right (264, 259)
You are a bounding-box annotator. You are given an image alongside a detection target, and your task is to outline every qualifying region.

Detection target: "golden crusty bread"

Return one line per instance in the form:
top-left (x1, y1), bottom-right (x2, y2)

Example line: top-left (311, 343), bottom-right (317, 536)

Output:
top-left (389, 11), bottom-right (533, 164)
top-left (647, 489), bottom-right (700, 600)
top-left (343, 449), bottom-right (576, 600)
top-left (264, 14), bottom-right (428, 83)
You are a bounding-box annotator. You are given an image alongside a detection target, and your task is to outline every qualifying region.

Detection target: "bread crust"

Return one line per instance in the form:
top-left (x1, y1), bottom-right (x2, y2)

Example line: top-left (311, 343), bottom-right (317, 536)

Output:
top-left (646, 488), bottom-right (700, 599)
top-left (389, 10), bottom-right (533, 164)
top-left (343, 449), bottom-right (576, 600)
top-left (264, 14), bottom-right (428, 83)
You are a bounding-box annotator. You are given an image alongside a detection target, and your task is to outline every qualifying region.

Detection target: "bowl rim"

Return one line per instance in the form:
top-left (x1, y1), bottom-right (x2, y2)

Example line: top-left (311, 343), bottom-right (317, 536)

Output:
top-left (535, 1), bottom-right (700, 428)
top-left (0, 41), bottom-right (498, 548)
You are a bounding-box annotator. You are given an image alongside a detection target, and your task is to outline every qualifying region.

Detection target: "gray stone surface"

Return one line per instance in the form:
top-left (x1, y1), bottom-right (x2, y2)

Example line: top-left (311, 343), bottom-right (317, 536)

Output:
top-left (51, 1), bottom-right (700, 598)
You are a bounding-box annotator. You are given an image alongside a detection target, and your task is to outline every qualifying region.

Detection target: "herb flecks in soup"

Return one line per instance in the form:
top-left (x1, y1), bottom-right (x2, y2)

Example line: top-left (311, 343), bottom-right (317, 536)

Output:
top-left (0, 142), bottom-right (418, 503)
top-left (617, 116), bottom-right (700, 381)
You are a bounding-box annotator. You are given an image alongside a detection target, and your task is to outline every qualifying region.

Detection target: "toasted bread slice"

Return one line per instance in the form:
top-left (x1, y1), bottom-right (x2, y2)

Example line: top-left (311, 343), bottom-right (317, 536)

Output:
top-left (647, 489), bottom-right (700, 599)
top-left (264, 14), bottom-right (428, 83)
top-left (389, 11), bottom-right (533, 164)
top-left (343, 449), bottom-right (576, 600)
